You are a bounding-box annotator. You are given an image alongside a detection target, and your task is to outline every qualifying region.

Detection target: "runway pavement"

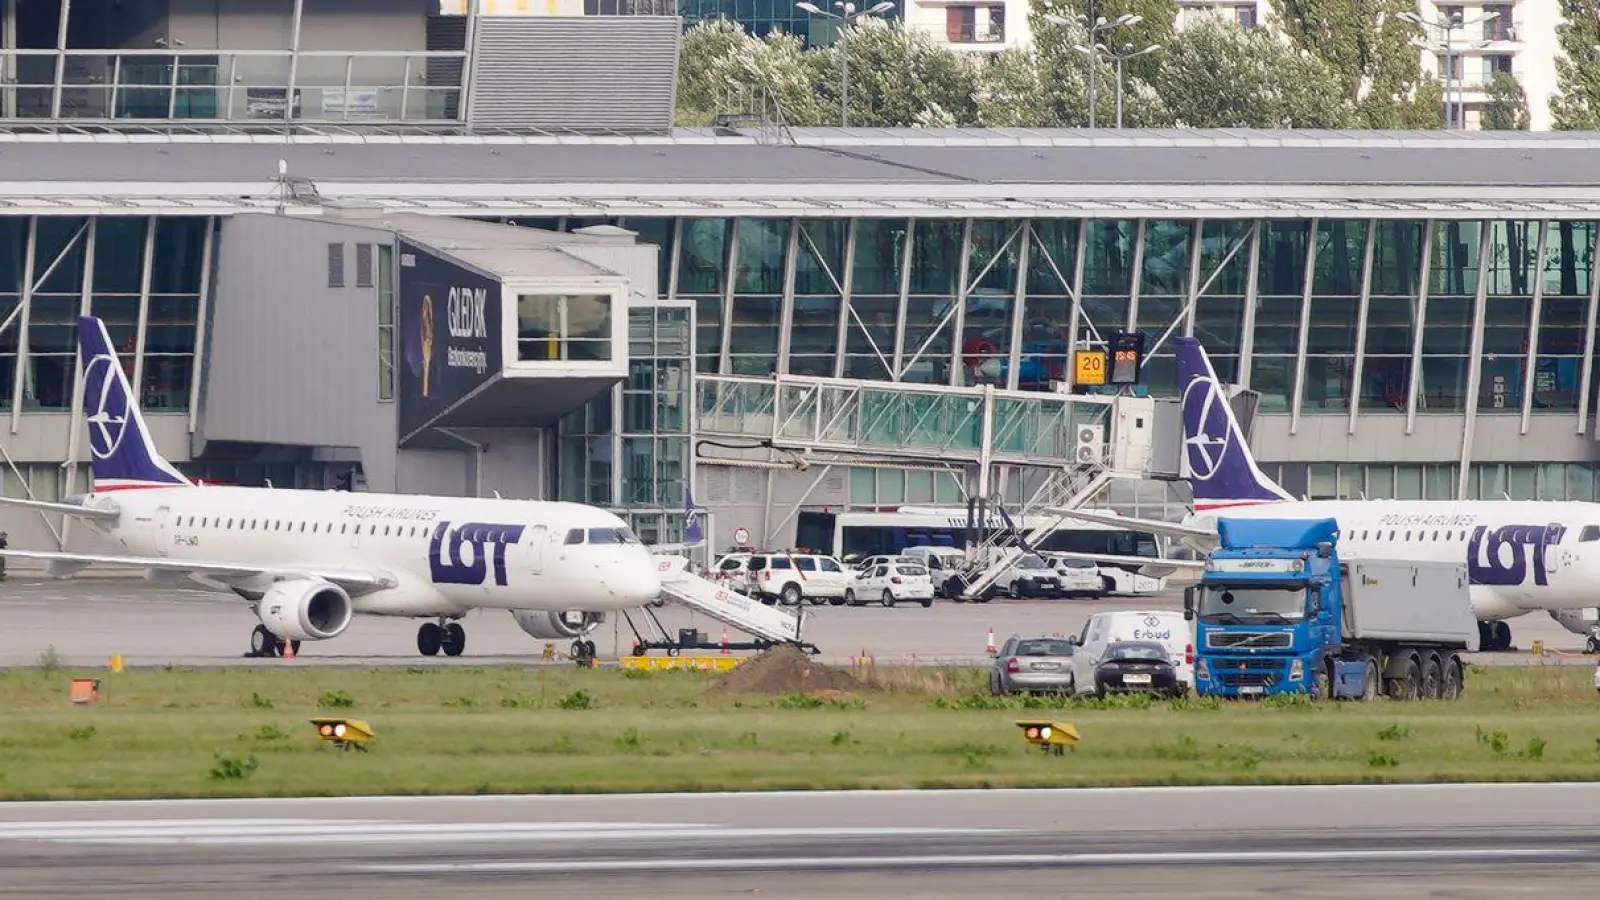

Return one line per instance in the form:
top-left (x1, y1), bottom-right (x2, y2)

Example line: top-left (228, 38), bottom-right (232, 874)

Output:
top-left (0, 575), bottom-right (1589, 669)
top-left (2, 785), bottom-right (1599, 898)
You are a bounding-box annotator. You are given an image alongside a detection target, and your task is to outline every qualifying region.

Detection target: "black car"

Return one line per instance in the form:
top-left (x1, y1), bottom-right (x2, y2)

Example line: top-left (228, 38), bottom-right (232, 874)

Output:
top-left (1094, 640), bottom-right (1184, 698)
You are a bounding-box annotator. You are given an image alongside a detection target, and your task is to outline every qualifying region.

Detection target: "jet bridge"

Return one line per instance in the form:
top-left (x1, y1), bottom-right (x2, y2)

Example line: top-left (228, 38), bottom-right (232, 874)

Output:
top-left (639, 555), bottom-right (816, 653)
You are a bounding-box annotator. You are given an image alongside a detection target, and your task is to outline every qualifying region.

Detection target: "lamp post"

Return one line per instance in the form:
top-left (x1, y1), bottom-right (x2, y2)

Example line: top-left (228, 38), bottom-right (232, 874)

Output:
top-left (1075, 41), bottom-right (1161, 127)
top-left (797, 0), bottom-right (895, 127)
top-left (1046, 12), bottom-right (1140, 128)
top-left (1400, 9), bottom-right (1499, 129)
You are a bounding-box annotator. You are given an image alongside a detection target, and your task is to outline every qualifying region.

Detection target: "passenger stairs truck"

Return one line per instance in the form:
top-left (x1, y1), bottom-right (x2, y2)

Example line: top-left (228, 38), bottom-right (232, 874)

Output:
top-left (1184, 517), bottom-right (1478, 701)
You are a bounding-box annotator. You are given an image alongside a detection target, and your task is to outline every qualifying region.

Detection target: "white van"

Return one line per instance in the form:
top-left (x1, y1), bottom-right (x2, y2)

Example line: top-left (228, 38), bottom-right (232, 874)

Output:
top-left (1068, 610), bottom-right (1194, 695)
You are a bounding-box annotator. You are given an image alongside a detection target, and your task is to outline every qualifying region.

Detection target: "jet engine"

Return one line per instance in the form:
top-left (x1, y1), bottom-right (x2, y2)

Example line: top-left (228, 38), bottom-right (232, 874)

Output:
top-left (1549, 608), bottom-right (1600, 641)
top-left (257, 579), bottom-right (354, 642)
top-left (512, 609), bottom-right (604, 640)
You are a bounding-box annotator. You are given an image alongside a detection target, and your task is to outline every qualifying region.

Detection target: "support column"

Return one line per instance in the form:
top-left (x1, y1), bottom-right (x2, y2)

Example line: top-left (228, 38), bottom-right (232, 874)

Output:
top-left (890, 217), bottom-right (913, 379)
top-left (774, 218), bottom-right (800, 375)
top-left (1518, 220), bottom-right (1550, 434)
top-left (1063, 223), bottom-right (1088, 389)
top-left (1456, 222), bottom-right (1493, 500)
top-left (131, 217), bottom-right (156, 397)
top-left (1580, 224), bottom-right (1600, 437)
top-left (1236, 218), bottom-right (1264, 387)
top-left (284, 0), bottom-right (305, 126)
top-left (188, 216), bottom-right (216, 433)
top-left (1288, 218), bottom-right (1321, 435)
top-left (49, 0), bottom-right (71, 119)
top-left (1345, 219), bottom-right (1379, 434)
top-left (62, 217), bottom-right (96, 505)
top-left (1003, 222), bottom-right (1031, 391)
top-left (831, 217), bottom-right (858, 380)
top-left (1405, 221), bottom-right (1436, 435)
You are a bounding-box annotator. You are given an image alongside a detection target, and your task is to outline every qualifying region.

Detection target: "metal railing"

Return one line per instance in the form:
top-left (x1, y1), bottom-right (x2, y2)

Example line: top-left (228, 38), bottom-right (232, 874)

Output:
top-left (0, 49), bottom-right (467, 125)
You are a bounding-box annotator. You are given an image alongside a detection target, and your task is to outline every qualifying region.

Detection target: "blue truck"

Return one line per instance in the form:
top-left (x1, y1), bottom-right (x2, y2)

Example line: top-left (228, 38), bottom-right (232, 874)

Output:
top-left (1183, 517), bottom-right (1479, 701)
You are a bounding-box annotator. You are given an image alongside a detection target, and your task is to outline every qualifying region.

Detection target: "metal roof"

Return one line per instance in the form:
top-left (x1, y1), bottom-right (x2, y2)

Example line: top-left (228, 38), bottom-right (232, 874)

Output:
top-left (2, 128), bottom-right (1600, 218)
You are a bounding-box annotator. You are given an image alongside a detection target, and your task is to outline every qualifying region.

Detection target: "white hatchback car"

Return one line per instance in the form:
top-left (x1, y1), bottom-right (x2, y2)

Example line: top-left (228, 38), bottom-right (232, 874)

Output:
top-left (1044, 555), bottom-right (1107, 598)
top-left (844, 560), bottom-right (935, 608)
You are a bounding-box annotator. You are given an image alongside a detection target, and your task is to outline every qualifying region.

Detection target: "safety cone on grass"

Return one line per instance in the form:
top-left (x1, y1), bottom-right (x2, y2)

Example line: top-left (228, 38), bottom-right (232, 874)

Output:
top-left (986, 627), bottom-right (997, 656)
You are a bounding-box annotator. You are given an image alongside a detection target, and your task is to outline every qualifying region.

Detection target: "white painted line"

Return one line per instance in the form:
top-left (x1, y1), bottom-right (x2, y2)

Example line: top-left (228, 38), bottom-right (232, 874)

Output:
top-left (351, 847), bottom-right (1591, 875)
top-left (11, 825), bottom-right (1009, 846)
top-left (0, 780), bottom-right (1591, 811)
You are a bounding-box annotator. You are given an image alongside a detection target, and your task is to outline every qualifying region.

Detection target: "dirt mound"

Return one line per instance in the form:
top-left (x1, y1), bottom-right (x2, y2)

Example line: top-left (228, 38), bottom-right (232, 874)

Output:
top-left (709, 644), bottom-right (867, 696)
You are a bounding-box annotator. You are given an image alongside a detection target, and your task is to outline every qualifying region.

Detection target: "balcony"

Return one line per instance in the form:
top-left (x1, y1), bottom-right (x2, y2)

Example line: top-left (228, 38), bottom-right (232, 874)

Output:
top-left (914, 22), bottom-right (1007, 47)
top-left (1, 49), bottom-right (464, 126)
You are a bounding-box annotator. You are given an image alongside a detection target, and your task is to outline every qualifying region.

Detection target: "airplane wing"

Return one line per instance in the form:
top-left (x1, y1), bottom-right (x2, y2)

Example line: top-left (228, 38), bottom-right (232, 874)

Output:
top-left (1040, 507), bottom-right (1221, 548)
top-left (0, 496), bottom-right (119, 521)
top-left (0, 548), bottom-right (397, 596)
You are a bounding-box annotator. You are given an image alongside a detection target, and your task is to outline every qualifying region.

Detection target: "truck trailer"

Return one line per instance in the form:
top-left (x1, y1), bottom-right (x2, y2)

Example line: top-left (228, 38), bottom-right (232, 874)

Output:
top-left (1184, 517), bottom-right (1478, 701)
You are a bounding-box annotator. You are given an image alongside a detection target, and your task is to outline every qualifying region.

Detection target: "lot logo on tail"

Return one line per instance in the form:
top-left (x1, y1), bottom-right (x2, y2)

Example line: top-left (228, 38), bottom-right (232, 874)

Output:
top-left (428, 521), bottom-right (526, 587)
top-left (75, 316), bottom-right (193, 490)
top-left (1174, 336), bottom-right (1292, 509)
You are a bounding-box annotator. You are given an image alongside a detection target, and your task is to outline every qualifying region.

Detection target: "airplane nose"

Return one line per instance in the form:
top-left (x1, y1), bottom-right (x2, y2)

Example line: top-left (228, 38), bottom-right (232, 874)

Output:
top-left (621, 558), bottom-right (663, 605)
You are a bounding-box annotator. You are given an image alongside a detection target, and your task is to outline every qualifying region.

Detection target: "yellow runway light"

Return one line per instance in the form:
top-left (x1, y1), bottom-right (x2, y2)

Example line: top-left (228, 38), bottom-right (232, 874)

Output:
top-left (1015, 719), bottom-right (1079, 756)
top-left (309, 717), bottom-right (375, 752)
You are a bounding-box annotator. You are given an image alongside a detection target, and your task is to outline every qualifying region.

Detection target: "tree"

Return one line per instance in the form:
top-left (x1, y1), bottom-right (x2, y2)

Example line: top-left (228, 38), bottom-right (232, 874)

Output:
top-left (1027, 1), bottom-right (1170, 126)
top-left (1270, 0), bottom-right (1436, 127)
top-left (1030, 0), bottom-right (1176, 85)
top-left (1551, 0), bottom-right (1600, 129)
top-left (1157, 17), bottom-right (1357, 128)
top-left (814, 18), bottom-right (983, 128)
top-left (675, 20), bottom-right (827, 126)
top-left (1482, 73), bottom-right (1531, 130)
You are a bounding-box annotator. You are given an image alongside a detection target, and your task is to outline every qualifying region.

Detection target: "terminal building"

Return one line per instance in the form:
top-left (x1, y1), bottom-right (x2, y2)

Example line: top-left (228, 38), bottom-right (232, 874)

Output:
top-left (1, 1), bottom-right (1599, 565)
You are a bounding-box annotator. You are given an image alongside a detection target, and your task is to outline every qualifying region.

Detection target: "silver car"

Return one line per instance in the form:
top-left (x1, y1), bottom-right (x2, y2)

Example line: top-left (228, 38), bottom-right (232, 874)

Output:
top-left (988, 635), bottom-right (1076, 695)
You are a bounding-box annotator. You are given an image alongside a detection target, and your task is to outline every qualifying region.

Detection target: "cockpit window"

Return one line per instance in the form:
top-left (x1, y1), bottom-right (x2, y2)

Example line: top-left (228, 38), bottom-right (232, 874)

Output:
top-left (587, 527), bottom-right (640, 545)
top-left (564, 529), bottom-right (585, 545)
top-left (1581, 526), bottom-right (1600, 543)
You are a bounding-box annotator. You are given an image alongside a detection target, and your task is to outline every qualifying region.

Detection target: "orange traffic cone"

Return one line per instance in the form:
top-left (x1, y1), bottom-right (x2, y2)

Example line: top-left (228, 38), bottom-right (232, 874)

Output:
top-left (720, 627), bottom-right (730, 654)
top-left (986, 627), bottom-right (997, 656)
top-left (281, 637), bottom-right (294, 660)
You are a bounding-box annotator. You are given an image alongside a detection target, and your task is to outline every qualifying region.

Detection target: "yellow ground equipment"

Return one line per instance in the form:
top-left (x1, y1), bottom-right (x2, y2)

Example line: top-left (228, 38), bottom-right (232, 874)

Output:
top-left (310, 717), bottom-right (375, 752)
top-left (1016, 719), bottom-right (1079, 755)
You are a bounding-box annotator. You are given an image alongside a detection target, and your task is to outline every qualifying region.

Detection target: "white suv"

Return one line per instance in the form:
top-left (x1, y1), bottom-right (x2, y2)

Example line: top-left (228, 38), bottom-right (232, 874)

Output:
top-left (744, 553), bottom-right (851, 606)
top-left (844, 560), bottom-right (935, 608)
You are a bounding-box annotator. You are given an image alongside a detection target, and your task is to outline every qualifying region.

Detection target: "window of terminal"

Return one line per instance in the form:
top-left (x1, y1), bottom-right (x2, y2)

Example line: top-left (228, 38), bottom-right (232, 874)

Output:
top-left (517, 293), bottom-right (613, 362)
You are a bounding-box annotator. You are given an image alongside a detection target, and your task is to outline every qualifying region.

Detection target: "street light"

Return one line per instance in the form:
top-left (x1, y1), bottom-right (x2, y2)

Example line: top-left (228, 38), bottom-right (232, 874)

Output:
top-left (1045, 11), bottom-right (1141, 127)
top-left (1400, 8), bottom-right (1499, 129)
top-left (1075, 41), bottom-right (1161, 127)
top-left (797, 0), bottom-right (896, 127)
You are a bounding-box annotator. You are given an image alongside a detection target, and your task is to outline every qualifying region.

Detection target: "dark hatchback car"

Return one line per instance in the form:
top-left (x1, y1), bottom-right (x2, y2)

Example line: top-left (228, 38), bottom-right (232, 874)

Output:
top-left (1094, 640), bottom-right (1184, 698)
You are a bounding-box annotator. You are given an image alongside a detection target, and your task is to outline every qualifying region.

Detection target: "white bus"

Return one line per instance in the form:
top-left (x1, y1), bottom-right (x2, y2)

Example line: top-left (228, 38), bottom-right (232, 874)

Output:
top-left (794, 507), bottom-right (1168, 593)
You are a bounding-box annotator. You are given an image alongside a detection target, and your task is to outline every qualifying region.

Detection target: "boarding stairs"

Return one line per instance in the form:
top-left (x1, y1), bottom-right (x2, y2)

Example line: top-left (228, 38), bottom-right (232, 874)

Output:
top-left (638, 555), bottom-right (812, 653)
top-left (954, 464), bottom-right (1117, 601)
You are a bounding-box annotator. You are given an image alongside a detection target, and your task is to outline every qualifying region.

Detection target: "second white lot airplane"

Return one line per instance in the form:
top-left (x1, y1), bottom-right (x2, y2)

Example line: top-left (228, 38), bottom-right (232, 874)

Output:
top-left (0, 316), bottom-right (663, 658)
top-left (1055, 335), bottom-right (1600, 654)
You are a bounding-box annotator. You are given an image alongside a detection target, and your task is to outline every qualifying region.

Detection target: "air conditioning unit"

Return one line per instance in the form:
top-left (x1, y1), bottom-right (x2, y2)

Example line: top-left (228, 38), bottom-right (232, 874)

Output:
top-left (1075, 424), bottom-right (1105, 465)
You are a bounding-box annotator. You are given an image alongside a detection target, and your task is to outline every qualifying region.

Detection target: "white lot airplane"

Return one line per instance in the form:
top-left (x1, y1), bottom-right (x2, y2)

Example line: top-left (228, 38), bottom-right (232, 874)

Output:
top-left (1054, 336), bottom-right (1600, 654)
top-left (0, 316), bottom-right (663, 659)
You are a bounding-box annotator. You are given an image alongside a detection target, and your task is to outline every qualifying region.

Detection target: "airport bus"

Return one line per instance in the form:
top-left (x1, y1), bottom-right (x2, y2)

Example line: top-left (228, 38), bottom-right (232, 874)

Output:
top-left (794, 507), bottom-right (1167, 592)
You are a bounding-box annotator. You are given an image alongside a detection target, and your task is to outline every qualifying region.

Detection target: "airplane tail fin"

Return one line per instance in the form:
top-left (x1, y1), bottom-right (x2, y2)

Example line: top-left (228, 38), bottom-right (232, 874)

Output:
top-left (76, 316), bottom-right (194, 493)
top-left (1173, 336), bottom-right (1292, 512)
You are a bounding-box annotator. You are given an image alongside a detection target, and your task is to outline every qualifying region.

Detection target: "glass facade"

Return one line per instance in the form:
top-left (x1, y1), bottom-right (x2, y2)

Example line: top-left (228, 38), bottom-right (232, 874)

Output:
top-left (554, 216), bottom-right (1599, 418)
top-left (676, 0), bottom-right (900, 46)
top-left (490, 215), bottom-right (1600, 513)
top-left (0, 215), bottom-right (211, 414)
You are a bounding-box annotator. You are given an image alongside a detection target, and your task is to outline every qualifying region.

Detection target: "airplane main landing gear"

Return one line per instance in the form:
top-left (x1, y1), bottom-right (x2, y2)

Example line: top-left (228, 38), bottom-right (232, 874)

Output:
top-left (1478, 620), bottom-right (1513, 653)
top-left (248, 624), bottom-right (301, 658)
top-left (418, 619), bottom-right (467, 657)
top-left (570, 639), bottom-right (597, 666)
